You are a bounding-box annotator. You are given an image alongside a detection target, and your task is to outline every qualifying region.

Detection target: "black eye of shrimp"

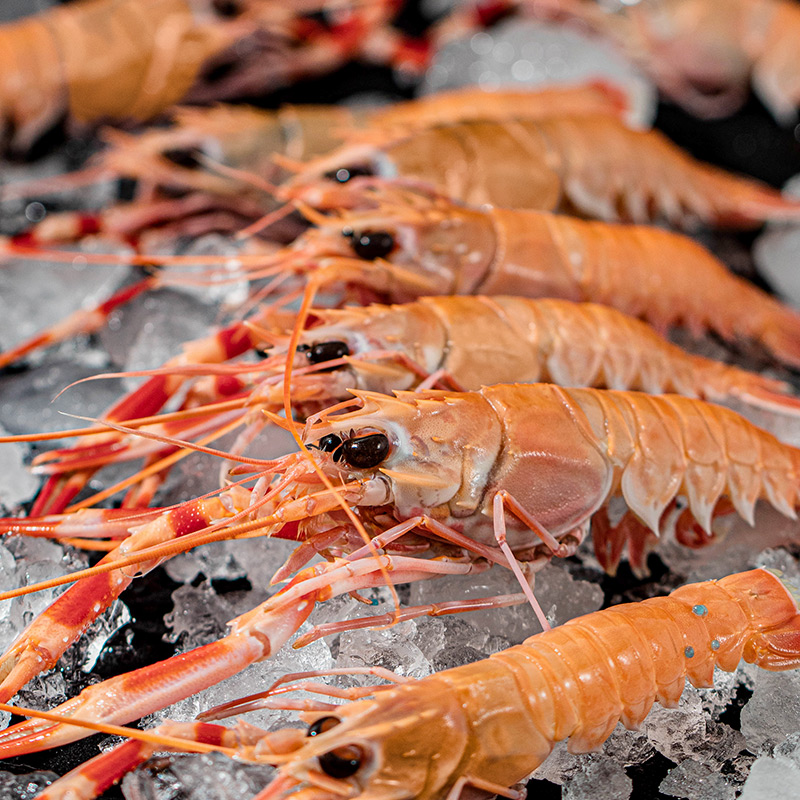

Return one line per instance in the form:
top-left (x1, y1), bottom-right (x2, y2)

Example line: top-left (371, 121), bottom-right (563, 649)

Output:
top-left (324, 165), bottom-right (374, 184)
top-left (301, 341), bottom-right (350, 366)
top-left (318, 745), bottom-right (366, 779)
top-left (308, 716), bottom-right (367, 778)
top-left (315, 434), bottom-right (344, 461)
top-left (341, 433), bottom-right (390, 469)
top-left (352, 231), bottom-right (395, 261)
top-left (307, 716), bottom-right (340, 737)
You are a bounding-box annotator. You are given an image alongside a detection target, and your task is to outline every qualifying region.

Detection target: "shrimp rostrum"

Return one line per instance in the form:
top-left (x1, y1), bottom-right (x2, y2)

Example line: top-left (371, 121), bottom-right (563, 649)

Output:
top-left (3, 385), bottom-right (800, 756)
top-left (28, 568), bottom-right (800, 800)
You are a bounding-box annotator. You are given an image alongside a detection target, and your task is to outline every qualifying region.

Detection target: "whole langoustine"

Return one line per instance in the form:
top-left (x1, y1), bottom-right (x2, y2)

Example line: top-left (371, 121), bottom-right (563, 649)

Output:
top-left (1, 82), bottom-right (631, 246)
top-left (23, 568), bottom-right (800, 800)
top-left (0, 0), bottom-right (397, 157)
top-left (15, 291), bottom-right (800, 520)
top-left (284, 115), bottom-right (800, 229)
top-left (3, 385), bottom-right (800, 755)
top-left (238, 187), bottom-right (800, 368)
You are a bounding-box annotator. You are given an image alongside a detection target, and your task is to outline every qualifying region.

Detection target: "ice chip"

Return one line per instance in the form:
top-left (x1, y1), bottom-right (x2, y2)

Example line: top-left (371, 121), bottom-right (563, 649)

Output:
top-left (421, 19), bottom-right (657, 129)
top-left (0, 252), bottom-right (129, 360)
top-left (337, 620), bottom-right (432, 680)
top-left (754, 173), bottom-right (800, 309)
top-left (119, 288), bottom-right (220, 381)
top-left (408, 561), bottom-right (603, 646)
top-left (660, 758), bottom-right (737, 800)
top-left (0, 770), bottom-right (59, 800)
top-left (121, 752), bottom-right (274, 800)
top-left (562, 755), bottom-right (632, 800)
top-left (739, 754), bottom-right (800, 800)
top-left (741, 669), bottom-right (800, 752)
top-left (0, 425), bottom-right (39, 512)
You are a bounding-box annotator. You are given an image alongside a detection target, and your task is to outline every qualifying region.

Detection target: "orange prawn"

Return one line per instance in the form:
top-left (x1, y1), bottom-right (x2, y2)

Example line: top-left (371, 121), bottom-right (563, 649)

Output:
top-left (21, 294), bottom-right (800, 509)
top-left (283, 115), bottom-right (800, 229)
top-left (2, 385), bottom-right (800, 756)
top-left (16, 568), bottom-right (800, 800)
top-left (227, 187), bottom-right (800, 367)
top-left (1, 82), bottom-right (630, 246)
top-left (12, 286), bottom-right (800, 522)
top-left (0, 0), bottom-right (398, 157)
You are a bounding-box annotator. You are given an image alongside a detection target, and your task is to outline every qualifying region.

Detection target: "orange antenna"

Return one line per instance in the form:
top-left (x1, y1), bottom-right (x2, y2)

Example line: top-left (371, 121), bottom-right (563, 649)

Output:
top-left (281, 277), bottom-right (403, 623)
top-left (0, 397), bottom-right (248, 444)
top-left (53, 412), bottom-right (276, 468)
top-left (0, 702), bottom-right (237, 756)
top-left (236, 201), bottom-right (298, 240)
top-left (65, 415), bottom-right (249, 511)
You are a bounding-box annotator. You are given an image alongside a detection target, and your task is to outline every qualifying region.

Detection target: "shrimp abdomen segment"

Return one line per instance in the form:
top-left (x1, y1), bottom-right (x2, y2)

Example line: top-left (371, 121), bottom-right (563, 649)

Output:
top-left (386, 120), bottom-right (564, 211)
top-left (421, 297), bottom-right (548, 387)
top-left (537, 115), bottom-right (797, 227)
top-left (563, 387), bottom-right (800, 531)
top-left (483, 209), bottom-right (800, 360)
top-left (480, 384), bottom-right (614, 536)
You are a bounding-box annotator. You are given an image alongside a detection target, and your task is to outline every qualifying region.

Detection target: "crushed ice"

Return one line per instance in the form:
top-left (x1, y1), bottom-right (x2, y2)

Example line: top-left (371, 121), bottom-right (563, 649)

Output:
top-left (422, 19), bottom-right (657, 129)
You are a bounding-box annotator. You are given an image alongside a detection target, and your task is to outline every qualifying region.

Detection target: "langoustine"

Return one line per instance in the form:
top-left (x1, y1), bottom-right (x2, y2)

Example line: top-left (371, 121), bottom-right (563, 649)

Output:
top-left (3, 384), bottom-right (800, 756)
top-left (8, 179), bottom-right (800, 378)
top-left (0, 0), bottom-right (403, 157)
top-left (229, 188), bottom-right (800, 367)
top-left (17, 293), bottom-right (800, 518)
top-left (1, 82), bottom-right (631, 247)
top-left (22, 567), bottom-right (800, 800)
top-left (284, 115), bottom-right (800, 229)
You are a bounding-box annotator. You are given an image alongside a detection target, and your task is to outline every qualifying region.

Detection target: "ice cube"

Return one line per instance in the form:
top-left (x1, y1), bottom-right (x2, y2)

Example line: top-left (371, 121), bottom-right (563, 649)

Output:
top-left (0, 358), bottom-right (127, 440)
top-left (0, 253), bottom-right (129, 360)
top-left (0, 770), bottom-right (59, 799)
top-left (741, 669), bottom-right (800, 752)
top-left (775, 731), bottom-right (800, 766)
top-left (0, 424), bottom-right (38, 512)
top-left (753, 174), bottom-right (800, 309)
top-left (643, 687), bottom-right (745, 766)
top-left (408, 561), bottom-right (603, 646)
top-left (659, 758), bottom-right (736, 800)
top-left (121, 752), bottom-right (274, 800)
top-left (337, 619), bottom-right (433, 680)
top-left (562, 756), bottom-right (632, 800)
top-left (739, 754), bottom-right (800, 800)
top-left (117, 288), bottom-right (220, 381)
